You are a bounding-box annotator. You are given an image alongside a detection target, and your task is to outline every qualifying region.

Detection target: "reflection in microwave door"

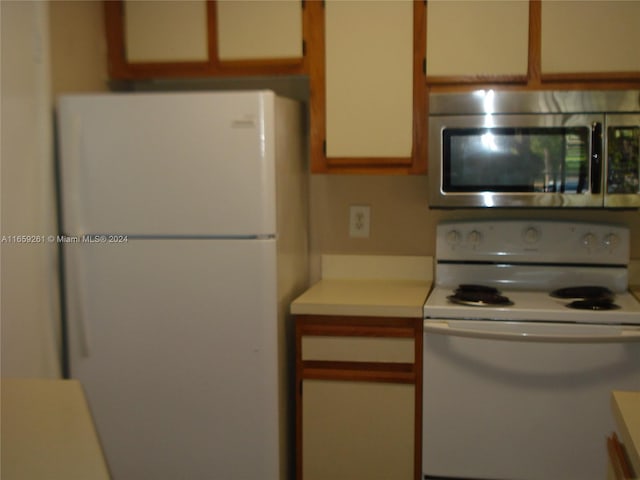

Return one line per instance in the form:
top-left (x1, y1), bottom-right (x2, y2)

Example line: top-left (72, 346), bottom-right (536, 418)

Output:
top-left (607, 126), bottom-right (640, 194)
top-left (458, 150), bottom-right (544, 191)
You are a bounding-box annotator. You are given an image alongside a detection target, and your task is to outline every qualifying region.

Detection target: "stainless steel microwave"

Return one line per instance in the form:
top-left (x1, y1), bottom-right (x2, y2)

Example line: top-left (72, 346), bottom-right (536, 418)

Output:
top-left (428, 90), bottom-right (640, 208)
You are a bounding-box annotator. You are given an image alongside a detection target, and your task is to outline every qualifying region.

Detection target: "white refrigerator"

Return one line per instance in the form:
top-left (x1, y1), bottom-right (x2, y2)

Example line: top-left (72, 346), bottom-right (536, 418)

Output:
top-left (56, 91), bottom-right (309, 480)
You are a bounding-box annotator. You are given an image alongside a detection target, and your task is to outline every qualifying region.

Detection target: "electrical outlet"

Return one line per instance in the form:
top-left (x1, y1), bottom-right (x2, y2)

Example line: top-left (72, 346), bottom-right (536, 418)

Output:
top-left (349, 205), bottom-right (370, 238)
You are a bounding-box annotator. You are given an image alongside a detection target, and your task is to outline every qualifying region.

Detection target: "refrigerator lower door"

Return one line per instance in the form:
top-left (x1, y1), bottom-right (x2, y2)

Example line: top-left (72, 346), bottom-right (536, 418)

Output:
top-left (64, 238), bottom-right (280, 480)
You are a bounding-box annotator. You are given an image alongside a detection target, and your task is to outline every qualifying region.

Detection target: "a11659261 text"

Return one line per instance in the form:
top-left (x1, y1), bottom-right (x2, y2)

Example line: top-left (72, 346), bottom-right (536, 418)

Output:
top-left (1, 234), bottom-right (129, 245)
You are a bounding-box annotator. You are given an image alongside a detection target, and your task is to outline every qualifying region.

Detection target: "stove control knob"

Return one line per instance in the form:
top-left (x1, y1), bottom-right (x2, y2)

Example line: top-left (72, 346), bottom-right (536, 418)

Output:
top-left (581, 233), bottom-right (597, 248)
top-left (446, 230), bottom-right (461, 246)
top-left (467, 230), bottom-right (482, 246)
top-left (603, 233), bottom-right (620, 251)
top-left (522, 227), bottom-right (540, 244)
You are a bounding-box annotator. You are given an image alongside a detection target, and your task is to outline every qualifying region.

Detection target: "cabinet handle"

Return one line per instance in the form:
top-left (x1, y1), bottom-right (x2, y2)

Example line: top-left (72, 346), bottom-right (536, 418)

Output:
top-left (423, 321), bottom-right (640, 344)
top-left (590, 121), bottom-right (603, 194)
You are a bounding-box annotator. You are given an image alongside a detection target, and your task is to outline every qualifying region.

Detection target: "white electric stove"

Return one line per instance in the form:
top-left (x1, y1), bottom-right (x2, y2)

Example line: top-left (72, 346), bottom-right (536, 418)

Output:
top-left (422, 220), bottom-right (640, 480)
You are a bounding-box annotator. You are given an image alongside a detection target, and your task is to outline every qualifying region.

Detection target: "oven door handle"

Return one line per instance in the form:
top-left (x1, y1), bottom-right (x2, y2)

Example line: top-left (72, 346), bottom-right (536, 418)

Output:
top-left (423, 321), bottom-right (640, 344)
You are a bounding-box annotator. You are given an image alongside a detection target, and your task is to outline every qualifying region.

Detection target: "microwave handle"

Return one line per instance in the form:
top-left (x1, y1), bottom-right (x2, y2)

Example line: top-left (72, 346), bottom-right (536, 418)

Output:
top-left (590, 122), bottom-right (603, 194)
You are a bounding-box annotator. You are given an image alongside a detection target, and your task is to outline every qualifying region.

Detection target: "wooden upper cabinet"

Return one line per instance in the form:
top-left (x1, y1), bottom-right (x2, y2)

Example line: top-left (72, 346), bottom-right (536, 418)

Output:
top-left (426, 0), bottom-right (529, 83)
top-left (104, 0), bottom-right (305, 79)
top-left (325, 0), bottom-right (413, 159)
top-left (308, 0), bottom-right (427, 174)
top-left (541, 0), bottom-right (640, 81)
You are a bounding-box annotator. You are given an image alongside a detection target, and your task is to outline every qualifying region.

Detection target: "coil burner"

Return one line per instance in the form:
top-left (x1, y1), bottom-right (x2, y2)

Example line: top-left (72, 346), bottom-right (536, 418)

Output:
top-left (550, 285), bottom-right (620, 310)
top-left (447, 284), bottom-right (514, 307)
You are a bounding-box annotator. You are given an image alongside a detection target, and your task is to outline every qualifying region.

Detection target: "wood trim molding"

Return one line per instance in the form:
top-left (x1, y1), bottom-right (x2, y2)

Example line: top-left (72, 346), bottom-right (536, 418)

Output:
top-left (541, 72), bottom-right (640, 84)
top-left (412, 316), bottom-right (423, 480)
top-left (306, 0), bottom-right (326, 173)
top-left (297, 314), bottom-right (418, 332)
top-left (426, 74), bottom-right (528, 85)
top-left (301, 361), bottom-right (416, 384)
top-left (411, 0), bottom-right (428, 174)
top-left (527, 0), bottom-right (542, 87)
top-left (103, 0), bottom-right (127, 78)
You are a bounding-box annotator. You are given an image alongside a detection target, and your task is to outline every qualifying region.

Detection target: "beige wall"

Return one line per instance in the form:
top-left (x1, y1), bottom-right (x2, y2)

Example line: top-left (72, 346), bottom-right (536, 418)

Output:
top-left (1, 0), bottom-right (107, 378)
top-left (308, 175), bottom-right (640, 281)
top-left (1, 1), bottom-right (60, 377)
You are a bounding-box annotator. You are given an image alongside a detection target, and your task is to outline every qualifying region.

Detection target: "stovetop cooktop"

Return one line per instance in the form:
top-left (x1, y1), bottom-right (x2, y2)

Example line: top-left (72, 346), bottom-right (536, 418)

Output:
top-left (424, 286), bottom-right (640, 325)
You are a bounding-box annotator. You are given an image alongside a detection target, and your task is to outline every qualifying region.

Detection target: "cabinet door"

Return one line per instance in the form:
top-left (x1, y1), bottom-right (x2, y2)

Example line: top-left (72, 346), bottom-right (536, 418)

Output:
top-left (302, 379), bottom-right (414, 480)
top-left (123, 0), bottom-right (209, 63)
top-left (426, 0), bottom-right (529, 81)
top-left (541, 1), bottom-right (640, 78)
top-left (216, 0), bottom-right (302, 62)
top-left (325, 0), bottom-right (414, 159)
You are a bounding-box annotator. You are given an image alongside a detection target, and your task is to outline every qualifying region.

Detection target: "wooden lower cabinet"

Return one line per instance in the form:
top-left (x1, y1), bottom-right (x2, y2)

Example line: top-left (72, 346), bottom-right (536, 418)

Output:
top-left (302, 380), bottom-right (414, 480)
top-left (295, 315), bottom-right (422, 480)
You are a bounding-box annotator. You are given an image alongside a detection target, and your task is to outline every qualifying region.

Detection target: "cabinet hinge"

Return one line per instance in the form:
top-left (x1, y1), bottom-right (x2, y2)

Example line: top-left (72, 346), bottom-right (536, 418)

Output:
top-left (301, 0), bottom-right (305, 9)
top-left (302, 40), bottom-right (306, 56)
top-left (423, 58), bottom-right (427, 75)
top-left (323, 140), bottom-right (326, 156)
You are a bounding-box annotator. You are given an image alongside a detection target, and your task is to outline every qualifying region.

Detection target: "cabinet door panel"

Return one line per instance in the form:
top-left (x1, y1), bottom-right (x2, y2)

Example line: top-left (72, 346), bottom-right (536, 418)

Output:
top-left (124, 0), bottom-right (209, 62)
top-left (325, 1), bottom-right (413, 158)
top-left (216, 0), bottom-right (302, 61)
top-left (302, 379), bottom-right (414, 480)
top-left (426, 0), bottom-right (528, 77)
top-left (541, 1), bottom-right (640, 74)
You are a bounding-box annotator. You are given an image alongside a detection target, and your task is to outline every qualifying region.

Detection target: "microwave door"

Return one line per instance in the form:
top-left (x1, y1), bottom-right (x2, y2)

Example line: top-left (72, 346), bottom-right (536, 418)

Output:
top-left (604, 114), bottom-right (640, 208)
top-left (431, 114), bottom-right (605, 208)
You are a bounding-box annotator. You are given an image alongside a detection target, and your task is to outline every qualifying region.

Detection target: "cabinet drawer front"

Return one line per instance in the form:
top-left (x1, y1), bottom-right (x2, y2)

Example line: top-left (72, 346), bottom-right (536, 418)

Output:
top-left (302, 336), bottom-right (414, 363)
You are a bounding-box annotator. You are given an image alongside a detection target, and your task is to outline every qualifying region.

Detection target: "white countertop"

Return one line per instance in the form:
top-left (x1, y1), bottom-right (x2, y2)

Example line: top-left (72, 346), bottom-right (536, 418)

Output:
top-left (291, 255), bottom-right (433, 318)
top-left (1, 378), bottom-right (110, 480)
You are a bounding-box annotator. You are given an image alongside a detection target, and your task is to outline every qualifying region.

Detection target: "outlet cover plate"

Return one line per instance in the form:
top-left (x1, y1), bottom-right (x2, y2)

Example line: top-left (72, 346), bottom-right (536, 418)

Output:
top-left (349, 205), bottom-right (370, 238)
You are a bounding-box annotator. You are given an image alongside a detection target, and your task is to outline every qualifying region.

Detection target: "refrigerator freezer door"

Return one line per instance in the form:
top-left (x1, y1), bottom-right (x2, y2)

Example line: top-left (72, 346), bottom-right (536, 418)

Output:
top-left (64, 239), bottom-right (280, 480)
top-left (57, 91), bottom-right (277, 236)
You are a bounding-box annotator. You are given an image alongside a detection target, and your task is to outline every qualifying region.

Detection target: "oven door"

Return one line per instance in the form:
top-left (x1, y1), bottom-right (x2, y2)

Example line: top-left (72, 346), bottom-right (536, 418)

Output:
top-left (422, 320), bottom-right (640, 480)
top-left (429, 114), bottom-right (605, 208)
top-left (604, 113), bottom-right (640, 208)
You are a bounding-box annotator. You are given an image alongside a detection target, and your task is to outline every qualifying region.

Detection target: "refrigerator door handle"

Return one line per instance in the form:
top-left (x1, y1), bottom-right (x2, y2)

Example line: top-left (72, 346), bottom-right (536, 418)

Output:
top-left (423, 320), bottom-right (640, 344)
top-left (68, 249), bottom-right (92, 357)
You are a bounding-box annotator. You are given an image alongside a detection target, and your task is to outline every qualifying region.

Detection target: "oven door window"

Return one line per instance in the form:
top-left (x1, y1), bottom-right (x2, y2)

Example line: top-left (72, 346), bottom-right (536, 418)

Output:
top-left (443, 127), bottom-right (591, 194)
